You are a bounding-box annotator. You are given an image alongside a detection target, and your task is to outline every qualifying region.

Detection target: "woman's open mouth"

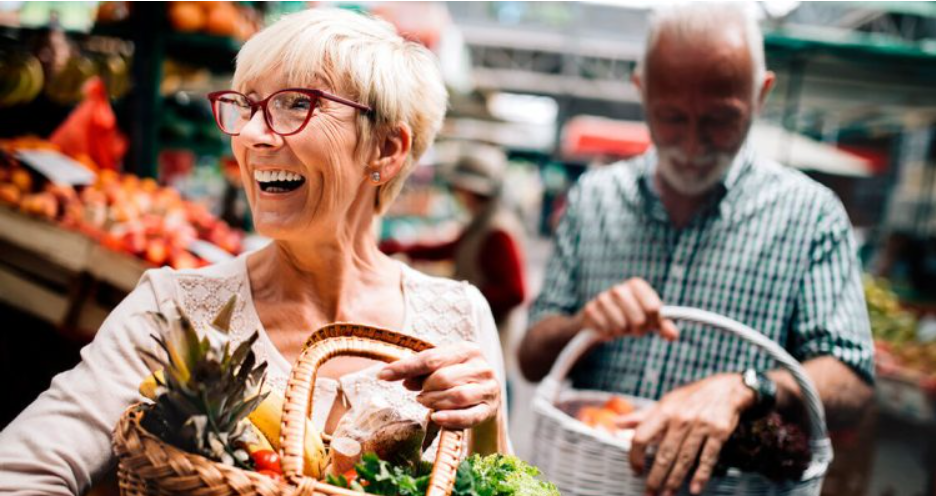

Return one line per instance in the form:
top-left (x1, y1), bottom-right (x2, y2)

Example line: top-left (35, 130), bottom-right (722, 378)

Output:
top-left (253, 169), bottom-right (307, 193)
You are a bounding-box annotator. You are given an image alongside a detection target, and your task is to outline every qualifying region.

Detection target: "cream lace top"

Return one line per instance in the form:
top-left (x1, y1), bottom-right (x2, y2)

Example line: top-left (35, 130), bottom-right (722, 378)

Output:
top-left (0, 253), bottom-right (508, 496)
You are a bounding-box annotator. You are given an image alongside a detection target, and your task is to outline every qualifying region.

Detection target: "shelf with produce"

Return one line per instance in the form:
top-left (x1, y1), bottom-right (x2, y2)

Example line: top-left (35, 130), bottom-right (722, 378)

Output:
top-left (866, 275), bottom-right (936, 423)
top-left (0, 138), bottom-right (247, 339)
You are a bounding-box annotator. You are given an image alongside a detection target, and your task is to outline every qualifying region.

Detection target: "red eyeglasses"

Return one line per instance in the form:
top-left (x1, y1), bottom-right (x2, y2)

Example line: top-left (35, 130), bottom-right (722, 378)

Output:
top-left (207, 88), bottom-right (372, 136)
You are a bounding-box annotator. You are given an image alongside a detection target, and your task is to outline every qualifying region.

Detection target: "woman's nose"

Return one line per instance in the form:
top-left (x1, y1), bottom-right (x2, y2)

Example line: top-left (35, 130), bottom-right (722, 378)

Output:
top-left (238, 109), bottom-right (280, 148)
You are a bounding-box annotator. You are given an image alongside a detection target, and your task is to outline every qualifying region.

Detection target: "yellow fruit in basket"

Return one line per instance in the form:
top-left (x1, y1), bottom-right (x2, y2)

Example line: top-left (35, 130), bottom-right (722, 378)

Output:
top-left (246, 420), bottom-right (275, 454)
top-left (248, 390), bottom-right (328, 478)
top-left (139, 369), bottom-right (165, 399)
top-left (137, 370), bottom-right (324, 474)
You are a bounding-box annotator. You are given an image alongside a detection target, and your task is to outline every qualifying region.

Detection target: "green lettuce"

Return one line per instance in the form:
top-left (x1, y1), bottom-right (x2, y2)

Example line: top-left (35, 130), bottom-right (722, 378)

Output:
top-left (328, 453), bottom-right (559, 496)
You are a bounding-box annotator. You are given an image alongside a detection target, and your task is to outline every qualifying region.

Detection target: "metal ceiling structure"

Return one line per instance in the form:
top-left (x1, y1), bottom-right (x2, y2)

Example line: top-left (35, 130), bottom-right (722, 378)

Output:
top-left (447, 1), bottom-right (936, 147)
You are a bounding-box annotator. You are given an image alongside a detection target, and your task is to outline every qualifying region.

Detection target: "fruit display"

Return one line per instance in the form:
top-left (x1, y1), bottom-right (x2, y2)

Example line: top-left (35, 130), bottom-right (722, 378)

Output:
top-left (864, 275), bottom-right (936, 394)
top-left (0, 136), bottom-right (243, 269)
top-left (0, 50), bottom-right (44, 108)
top-left (168, 1), bottom-right (261, 41)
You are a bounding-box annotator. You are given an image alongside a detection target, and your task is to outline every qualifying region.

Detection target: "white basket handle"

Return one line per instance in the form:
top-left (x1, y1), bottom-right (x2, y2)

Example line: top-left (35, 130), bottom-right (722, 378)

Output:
top-left (541, 306), bottom-right (828, 444)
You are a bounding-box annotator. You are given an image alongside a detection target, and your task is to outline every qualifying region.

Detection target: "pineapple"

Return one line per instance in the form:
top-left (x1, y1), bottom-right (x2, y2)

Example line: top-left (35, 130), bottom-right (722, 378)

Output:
top-left (138, 296), bottom-right (268, 470)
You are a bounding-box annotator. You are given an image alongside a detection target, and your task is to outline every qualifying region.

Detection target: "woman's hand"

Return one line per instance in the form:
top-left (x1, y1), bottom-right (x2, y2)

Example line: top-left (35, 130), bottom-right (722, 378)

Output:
top-left (378, 342), bottom-right (500, 430)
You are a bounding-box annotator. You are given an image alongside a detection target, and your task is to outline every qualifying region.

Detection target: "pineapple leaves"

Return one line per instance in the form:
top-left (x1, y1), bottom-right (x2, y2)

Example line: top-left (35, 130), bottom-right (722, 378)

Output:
top-left (211, 295), bottom-right (238, 333)
top-left (136, 303), bottom-right (267, 471)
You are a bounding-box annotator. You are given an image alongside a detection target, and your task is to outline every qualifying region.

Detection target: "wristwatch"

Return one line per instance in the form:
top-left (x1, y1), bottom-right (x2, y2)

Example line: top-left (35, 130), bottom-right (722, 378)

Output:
top-left (741, 368), bottom-right (777, 416)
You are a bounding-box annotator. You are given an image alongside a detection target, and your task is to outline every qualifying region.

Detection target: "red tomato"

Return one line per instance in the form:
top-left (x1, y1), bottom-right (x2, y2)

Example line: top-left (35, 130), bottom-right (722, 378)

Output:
top-left (251, 450), bottom-right (282, 473)
top-left (343, 468), bottom-right (358, 482)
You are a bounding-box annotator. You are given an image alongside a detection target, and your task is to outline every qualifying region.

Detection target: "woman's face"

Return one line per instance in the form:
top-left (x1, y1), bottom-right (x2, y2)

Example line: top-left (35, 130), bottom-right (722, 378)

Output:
top-left (231, 73), bottom-right (369, 240)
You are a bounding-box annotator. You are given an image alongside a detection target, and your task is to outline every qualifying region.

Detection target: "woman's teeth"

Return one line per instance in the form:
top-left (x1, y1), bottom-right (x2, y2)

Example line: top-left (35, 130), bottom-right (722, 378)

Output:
top-left (254, 170), bottom-right (306, 193)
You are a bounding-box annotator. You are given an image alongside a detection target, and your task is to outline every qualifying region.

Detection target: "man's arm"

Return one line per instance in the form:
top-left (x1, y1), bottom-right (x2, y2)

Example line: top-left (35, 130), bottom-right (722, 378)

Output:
top-left (518, 314), bottom-right (581, 382)
top-left (771, 355), bottom-right (873, 430)
top-left (783, 189), bottom-right (875, 429)
top-left (521, 278), bottom-right (680, 383)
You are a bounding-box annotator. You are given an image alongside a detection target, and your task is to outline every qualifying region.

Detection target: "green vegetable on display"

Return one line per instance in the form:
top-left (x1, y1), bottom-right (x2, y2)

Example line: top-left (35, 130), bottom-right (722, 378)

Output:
top-left (327, 453), bottom-right (560, 496)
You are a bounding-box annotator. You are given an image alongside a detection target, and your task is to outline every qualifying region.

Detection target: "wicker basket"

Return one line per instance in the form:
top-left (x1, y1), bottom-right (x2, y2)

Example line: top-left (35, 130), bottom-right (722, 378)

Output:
top-left (114, 323), bottom-right (467, 496)
top-left (530, 306), bottom-right (833, 496)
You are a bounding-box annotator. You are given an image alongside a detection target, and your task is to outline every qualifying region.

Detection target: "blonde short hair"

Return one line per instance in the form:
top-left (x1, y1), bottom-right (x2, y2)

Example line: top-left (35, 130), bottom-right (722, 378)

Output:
top-left (233, 8), bottom-right (448, 214)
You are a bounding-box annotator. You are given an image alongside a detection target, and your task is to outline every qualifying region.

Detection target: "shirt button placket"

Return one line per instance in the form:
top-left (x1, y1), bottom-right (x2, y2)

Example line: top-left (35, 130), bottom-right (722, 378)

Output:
top-left (644, 231), bottom-right (692, 398)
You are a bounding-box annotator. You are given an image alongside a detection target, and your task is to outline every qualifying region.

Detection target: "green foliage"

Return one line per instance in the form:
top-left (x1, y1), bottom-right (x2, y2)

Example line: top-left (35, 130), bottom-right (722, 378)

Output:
top-left (328, 453), bottom-right (559, 496)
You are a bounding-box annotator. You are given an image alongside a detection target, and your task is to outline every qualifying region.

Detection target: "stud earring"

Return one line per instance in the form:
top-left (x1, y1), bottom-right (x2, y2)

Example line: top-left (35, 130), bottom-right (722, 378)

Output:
top-left (370, 171), bottom-right (381, 183)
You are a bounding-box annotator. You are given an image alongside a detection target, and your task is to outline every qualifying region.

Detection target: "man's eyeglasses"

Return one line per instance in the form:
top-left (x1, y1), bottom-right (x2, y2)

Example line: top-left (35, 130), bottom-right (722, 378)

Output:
top-left (207, 88), bottom-right (372, 137)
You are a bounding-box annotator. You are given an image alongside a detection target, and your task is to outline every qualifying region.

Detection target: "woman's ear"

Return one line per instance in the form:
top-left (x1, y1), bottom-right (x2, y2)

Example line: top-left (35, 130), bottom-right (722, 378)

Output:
top-left (367, 122), bottom-right (412, 185)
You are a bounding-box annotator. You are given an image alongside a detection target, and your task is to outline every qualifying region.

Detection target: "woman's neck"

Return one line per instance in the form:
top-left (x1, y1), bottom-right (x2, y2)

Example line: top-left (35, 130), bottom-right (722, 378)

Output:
top-left (247, 223), bottom-right (400, 322)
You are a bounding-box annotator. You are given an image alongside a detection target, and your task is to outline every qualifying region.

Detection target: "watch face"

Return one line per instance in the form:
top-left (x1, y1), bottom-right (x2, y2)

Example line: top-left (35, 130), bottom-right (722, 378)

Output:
top-left (743, 369), bottom-right (759, 390)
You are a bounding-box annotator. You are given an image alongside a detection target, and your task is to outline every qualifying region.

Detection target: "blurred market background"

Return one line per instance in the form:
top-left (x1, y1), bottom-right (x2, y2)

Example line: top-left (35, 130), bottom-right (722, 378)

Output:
top-left (0, 2), bottom-right (935, 495)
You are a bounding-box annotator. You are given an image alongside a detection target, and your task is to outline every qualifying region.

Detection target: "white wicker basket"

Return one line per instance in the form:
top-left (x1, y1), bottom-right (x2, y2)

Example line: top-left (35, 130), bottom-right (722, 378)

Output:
top-left (530, 306), bottom-right (833, 496)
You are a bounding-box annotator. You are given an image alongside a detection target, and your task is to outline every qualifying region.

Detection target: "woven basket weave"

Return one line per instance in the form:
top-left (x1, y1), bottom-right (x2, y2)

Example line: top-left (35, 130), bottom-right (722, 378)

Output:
top-left (114, 323), bottom-right (467, 496)
top-left (530, 306), bottom-right (833, 496)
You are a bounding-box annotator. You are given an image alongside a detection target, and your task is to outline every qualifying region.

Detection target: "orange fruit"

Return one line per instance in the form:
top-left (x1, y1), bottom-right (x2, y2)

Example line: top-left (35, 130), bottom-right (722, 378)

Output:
top-left (206, 3), bottom-right (238, 37)
top-left (593, 408), bottom-right (619, 431)
top-left (603, 396), bottom-right (635, 415)
top-left (11, 168), bottom-right (32, 192)
top-left (576, 406), bottom-right (602, 427)
top-left (169, 2), bottom-right (205, 32)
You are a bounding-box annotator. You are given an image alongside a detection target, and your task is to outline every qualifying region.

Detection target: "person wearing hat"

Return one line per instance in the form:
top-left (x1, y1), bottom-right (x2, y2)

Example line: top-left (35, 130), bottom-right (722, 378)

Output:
top-left (381, 145), bottom-right (527, 343)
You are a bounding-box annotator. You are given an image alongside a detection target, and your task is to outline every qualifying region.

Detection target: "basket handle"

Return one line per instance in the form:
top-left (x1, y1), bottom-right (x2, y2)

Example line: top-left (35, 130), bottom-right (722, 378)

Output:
top-left (541, 306), bottom-right (828, 444)
top-left (281, 323), bottom-right (466, 496)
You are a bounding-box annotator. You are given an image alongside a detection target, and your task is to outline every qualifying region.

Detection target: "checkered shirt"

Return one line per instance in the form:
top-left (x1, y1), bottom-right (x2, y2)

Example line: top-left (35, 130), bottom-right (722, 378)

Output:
top-left (530, 147), bottom-right (875, 399)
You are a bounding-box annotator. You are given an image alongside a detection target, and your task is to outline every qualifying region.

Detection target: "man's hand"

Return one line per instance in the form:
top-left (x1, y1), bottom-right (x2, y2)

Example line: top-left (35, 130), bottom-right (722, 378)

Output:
top-left (617, 374), bottom-right (756, 496)
top-left (378, 342), bottom-right (500, 430)
top-left (577, 278), bottom-right (679, 340)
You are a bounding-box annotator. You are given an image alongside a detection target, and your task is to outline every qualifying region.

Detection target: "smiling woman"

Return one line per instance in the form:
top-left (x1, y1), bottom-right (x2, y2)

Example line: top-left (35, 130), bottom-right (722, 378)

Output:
top-left (0, 8), bottom-right (509, 496)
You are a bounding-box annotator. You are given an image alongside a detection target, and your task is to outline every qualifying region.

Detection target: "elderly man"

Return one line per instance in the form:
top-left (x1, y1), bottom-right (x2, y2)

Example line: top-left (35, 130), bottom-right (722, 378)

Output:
top-left (519, 4), bottom-right (874, 496)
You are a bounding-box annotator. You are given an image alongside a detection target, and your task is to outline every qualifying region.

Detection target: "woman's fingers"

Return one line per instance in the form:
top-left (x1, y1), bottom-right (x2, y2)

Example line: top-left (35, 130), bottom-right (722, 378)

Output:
top-left (417, 382), bottom-right (498, 411)
top-left (402, 377), bottom-right (424, 392)
top-left (420, 361), bottom-right (493, 393)
top-left (378, 342), bottom-right (499, 430)
top-left (431, 403), bottom-right (494, 429)
top-left (378, 344), bottom-right (478, 381)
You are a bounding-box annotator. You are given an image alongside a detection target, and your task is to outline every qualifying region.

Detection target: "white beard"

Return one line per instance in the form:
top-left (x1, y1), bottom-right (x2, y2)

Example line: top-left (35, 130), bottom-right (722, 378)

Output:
top-left (656, 146), bottom-right (736, 196)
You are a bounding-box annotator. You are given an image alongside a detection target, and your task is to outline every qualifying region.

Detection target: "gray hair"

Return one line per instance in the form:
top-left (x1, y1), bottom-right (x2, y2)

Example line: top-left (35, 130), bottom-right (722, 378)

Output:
top-left (636, 2), bottom-right (766, 95)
